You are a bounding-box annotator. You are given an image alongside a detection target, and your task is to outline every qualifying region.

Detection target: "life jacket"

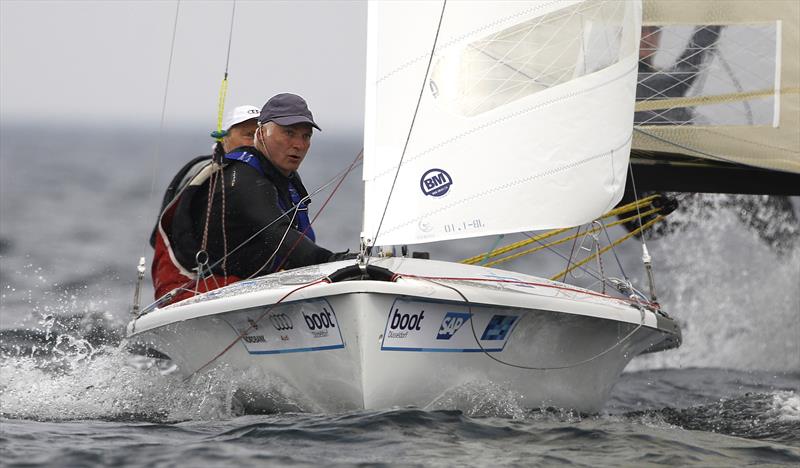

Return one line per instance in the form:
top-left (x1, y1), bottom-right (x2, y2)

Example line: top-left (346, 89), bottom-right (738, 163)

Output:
top-left (223, 149), bottom-right (316, 272)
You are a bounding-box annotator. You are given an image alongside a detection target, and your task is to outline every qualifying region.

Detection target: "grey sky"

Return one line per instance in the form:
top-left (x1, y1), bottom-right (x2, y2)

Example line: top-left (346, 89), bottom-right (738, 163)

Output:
top-left (0, 0), bottom-right (367, 133)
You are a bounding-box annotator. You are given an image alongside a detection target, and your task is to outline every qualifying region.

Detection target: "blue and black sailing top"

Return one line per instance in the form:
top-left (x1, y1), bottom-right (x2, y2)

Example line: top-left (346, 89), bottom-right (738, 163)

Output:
top-left (224, 149), bottom-right (316, 242)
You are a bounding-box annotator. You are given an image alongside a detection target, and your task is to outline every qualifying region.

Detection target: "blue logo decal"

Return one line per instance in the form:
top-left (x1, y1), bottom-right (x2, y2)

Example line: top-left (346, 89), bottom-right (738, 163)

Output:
top-left (480, 315), bottom-right (518, 341)
top-left (436, 312), bottom-right (470, 340)
top-left (231, 151), bottom-right (254, 163)
top-left (420, 169), bottom-right (452, 197)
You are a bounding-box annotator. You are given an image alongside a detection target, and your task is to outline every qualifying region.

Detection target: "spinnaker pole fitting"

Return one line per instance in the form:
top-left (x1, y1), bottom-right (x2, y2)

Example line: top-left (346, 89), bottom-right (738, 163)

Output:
top-left (642, 244), bottom-right (658, 303)
top-left (131, 256), bottom-right (146, 318)
top-left (358, 236), bottom-right (369, 266)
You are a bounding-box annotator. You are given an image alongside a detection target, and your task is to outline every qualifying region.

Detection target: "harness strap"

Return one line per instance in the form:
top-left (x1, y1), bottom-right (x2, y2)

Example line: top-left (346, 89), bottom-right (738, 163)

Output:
top-left (224, 150), bottom-right (265, 176)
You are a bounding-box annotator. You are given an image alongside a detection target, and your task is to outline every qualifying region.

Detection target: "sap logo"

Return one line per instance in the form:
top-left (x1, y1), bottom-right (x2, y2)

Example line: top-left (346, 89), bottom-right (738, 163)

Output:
top-left (420, 169), bottom-right (452, 197)
top-left (247, 108), bottom-right (260, 115)
top-left (437, 312), bottom-right (470, 340)
top-left (480, 315), bottom-right (518, 341)
top-left (303, 308), bottom-right (336, 330)
top-left (389, 308), bottom-right (425, 331)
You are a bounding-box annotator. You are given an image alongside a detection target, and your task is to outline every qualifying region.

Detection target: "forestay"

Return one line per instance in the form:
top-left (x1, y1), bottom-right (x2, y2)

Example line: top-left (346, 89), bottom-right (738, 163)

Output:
top-left (362, 0), bottom-right (642, 246)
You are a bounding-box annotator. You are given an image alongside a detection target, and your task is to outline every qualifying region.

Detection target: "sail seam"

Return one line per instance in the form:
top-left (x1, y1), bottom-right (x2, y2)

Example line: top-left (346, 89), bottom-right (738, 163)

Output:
top-left (367, 62), bottom-right (638, 182)
top-left (635, 128), bottom-right (798, 167)
top-left (377, 0), bottom-right (564, 84)
top-left (379, 136), bottom-right (632, 236)
top-left (682, 126), bottom-right (796, 155)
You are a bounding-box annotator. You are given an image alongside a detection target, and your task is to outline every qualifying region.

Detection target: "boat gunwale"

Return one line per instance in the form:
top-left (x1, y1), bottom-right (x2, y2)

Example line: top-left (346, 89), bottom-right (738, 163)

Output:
top-left (128, 271), bottom-right (675, 339)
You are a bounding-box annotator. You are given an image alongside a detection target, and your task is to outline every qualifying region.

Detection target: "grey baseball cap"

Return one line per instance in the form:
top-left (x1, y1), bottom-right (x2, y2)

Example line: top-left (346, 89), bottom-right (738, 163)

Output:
top-left (258, 93), bottom-right (321, 130)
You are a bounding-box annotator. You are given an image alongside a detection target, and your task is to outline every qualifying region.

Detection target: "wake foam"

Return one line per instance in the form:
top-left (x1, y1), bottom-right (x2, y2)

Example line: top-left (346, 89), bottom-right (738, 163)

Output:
top-left (0, 343), bottom-right (241, 421)
top-left (773, 391), bottom-right (800, 422)
top-left (425, 380), bottom-right (527, 419)
top-left (628, 195), bottom-right (799, 371)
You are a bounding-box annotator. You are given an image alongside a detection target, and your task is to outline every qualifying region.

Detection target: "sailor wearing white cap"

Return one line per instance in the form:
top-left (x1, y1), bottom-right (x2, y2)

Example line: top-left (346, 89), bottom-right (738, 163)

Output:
top-left (219, 104), bottom-right (260, 153)
top-left (149, 104), bottom-right (260, 253)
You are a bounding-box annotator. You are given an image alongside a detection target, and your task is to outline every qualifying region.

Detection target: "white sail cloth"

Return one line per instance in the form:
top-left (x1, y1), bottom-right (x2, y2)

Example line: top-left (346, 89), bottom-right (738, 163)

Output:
top-left (362, 0), bottom-right (642, 246)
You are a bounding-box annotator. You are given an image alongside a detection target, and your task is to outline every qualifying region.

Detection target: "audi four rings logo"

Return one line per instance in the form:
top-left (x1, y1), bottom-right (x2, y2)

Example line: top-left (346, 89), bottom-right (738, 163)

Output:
top-left (269, 313), bottom-right (293, 331)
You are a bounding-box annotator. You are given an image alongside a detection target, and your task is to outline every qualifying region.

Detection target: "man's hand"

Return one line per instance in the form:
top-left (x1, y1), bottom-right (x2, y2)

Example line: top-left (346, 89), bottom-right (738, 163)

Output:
top-left (328, 250), bottom-right (359, 262)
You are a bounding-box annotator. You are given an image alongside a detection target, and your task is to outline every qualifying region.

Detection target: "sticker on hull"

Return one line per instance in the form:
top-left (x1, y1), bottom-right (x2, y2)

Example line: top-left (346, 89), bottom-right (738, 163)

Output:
top-left (381, 299), bottom-right (521, 352)
top-left (223, 298), bottom-right (344, 355)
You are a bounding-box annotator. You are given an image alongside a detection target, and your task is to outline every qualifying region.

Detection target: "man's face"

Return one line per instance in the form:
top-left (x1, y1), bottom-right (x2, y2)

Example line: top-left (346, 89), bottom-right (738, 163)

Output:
top-left (640, 26), bottom-right (661, 63)
top-left (257, 122), bottom-right (313, 176)
top-left (222, 119), bottom-right (258, 153)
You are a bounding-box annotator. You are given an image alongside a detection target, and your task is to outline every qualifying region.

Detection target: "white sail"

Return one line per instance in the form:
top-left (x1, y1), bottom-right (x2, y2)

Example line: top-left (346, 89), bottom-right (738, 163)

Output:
top-left (362, 0), bottom-right (642, 247)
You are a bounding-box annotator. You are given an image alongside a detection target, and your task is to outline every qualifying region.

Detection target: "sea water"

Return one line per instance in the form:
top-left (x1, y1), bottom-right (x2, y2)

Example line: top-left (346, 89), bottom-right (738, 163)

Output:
top-left (1, 125), bottom-right (798, 466)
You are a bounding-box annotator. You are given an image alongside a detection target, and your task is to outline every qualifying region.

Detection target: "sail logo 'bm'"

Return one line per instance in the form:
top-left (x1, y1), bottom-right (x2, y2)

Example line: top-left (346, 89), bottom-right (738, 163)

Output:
top-left (420, 169), bottom-right (452, 197)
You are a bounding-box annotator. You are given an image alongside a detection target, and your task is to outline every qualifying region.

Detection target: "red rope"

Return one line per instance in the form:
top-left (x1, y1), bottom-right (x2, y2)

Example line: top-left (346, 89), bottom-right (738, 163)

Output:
top-left (396, 274), bottom-right (658, 310)
top-left (183, 277), bottom-right (330, 381)
top-left (158, 150), bottom-right (363, 307)
top-left (181, 270), bottom-right (651, 380)
top-left (274, 149), bottom-right (363, 272)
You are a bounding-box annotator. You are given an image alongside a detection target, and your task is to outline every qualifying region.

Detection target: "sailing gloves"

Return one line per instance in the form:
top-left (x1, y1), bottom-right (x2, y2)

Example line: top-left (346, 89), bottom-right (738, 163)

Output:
top-left (328, 250), bottom-right (359, 262)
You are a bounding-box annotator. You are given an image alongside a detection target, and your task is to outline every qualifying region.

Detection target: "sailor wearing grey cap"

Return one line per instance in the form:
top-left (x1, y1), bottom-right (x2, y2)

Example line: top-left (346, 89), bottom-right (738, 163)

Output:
top-left (254, 93), bottom-right (320, 176)
top-left (150, 93), bottom-right (353, 305)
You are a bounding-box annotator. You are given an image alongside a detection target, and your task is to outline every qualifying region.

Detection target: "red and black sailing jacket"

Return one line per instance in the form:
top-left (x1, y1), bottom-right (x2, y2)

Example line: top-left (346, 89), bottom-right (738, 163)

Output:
top-left (150, 146), bottom-right (332, 305)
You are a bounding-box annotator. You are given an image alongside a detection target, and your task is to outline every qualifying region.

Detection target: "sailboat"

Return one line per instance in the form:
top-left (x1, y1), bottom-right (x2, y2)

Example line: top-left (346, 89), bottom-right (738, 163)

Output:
top-left (126, 0), bottom-right (798, 413)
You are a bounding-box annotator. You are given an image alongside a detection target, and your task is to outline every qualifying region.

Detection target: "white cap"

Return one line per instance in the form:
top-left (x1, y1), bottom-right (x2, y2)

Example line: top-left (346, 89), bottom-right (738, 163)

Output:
top-left (222, 105), bottom-right (260, 132)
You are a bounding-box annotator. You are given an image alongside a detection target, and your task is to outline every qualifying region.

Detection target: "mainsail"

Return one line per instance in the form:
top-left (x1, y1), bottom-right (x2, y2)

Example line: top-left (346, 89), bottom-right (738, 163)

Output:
top-left (362, 0), bottom-right (642, 246)
top-left (631, 0), bottom-right (800, 194)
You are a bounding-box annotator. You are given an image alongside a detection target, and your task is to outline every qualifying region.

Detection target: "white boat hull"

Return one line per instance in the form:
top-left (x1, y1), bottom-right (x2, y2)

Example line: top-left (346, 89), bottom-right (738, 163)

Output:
top-left (127, 258), bottom-right (679, 413)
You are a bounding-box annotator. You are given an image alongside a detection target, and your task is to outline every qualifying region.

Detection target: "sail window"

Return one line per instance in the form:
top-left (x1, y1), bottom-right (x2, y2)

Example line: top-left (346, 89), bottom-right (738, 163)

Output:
top-left (429, 0), bottom-right (633, 117)
top-left (635, 23), bottom-right (780, 127)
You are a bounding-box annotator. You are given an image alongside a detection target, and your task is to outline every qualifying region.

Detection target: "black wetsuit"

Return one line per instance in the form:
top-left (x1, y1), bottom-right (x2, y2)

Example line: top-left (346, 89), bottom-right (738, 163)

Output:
top-left (635, 26), bottom-right (722, 125)
top-left (148, 144), bottom-right (224, 248)
top-left (168, 146), bottom-right (332, 279)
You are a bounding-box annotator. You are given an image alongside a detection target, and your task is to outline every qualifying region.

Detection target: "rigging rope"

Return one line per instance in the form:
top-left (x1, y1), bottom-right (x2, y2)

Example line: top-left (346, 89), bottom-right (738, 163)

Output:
top-left (200, 0), bottom-right (237, 277)
top-left (634, 87), bottom-right (800, 113)
top-left (366, 0), bottom-right (447, 261)
top-left (274, 150), bottom-right (364, 272)
top-left (478, 206), bottom-right (662, 269)
top-left (550, 216), bottom-right (664, 281)
top-left (461, 195), bottom-right (660, 266)
top-left (210, 0), bottom-right (237, 140)
top-left (183, 268), bottom-right (653, 380)
top-left (140, 0), bottom-right (181, 263)
top-left (480, 234), bottom-right (505, 265)
top-left (248, 200), bottom-right (302, 279)
top-left (129, 0), bottom-right (181, 324)
top-left (136, 152), bottom-right (364, 316)
top-left (410, 276), bottom-right (648, 371)
top-left (561, 224), bottom-right (582, 283)
top-left (521, 231), bottom-right (640, 296)
top-left (183, 277), bottom-right (329, 381)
